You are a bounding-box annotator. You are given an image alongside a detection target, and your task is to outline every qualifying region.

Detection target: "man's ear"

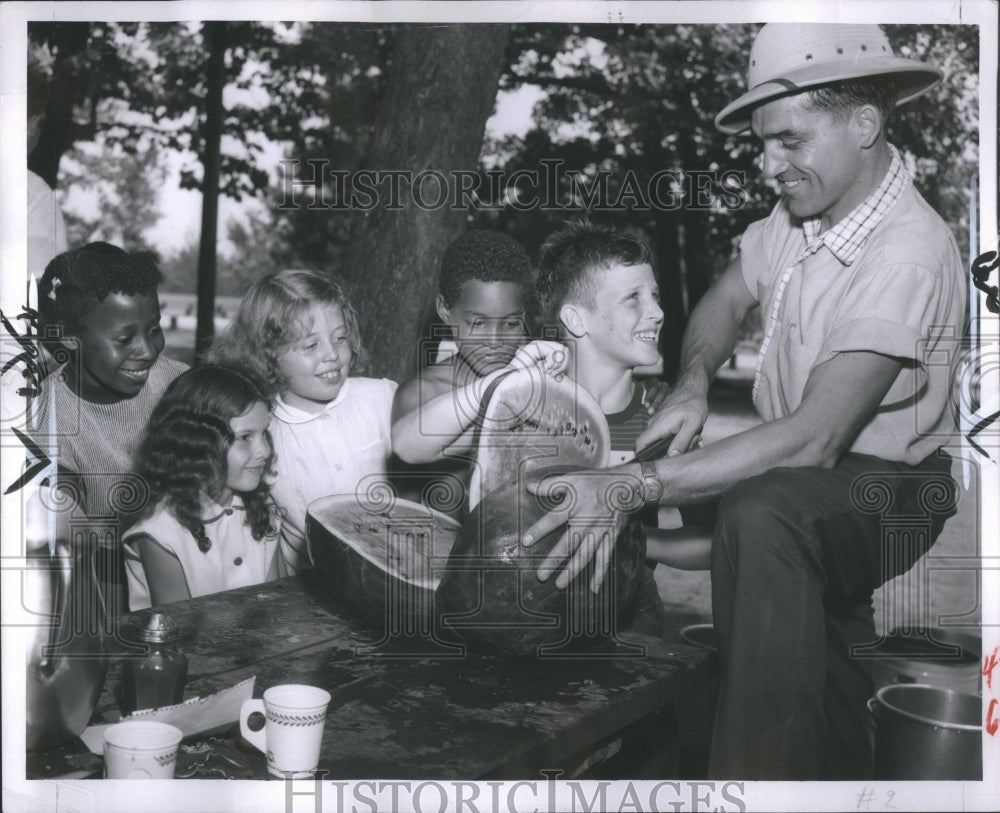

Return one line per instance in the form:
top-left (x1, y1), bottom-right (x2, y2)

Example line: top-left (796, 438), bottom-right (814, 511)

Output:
top-left (559, 302), bottom-right (587, 338)
top-left (854, 104), bottom-right (882, 149)
top-left (435, 294), bottom-right (451, 324)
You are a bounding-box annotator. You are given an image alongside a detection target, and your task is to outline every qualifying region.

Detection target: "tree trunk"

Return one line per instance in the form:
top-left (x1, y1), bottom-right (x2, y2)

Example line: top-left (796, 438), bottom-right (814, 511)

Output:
top-left (653, 216), bottom-right (686, 384)
top-left (343, 25), bottom-right (510, 382)
top-left (194, 22), bottom-right (227, 364)
top-left (28, 23), bottom-right (92, 188)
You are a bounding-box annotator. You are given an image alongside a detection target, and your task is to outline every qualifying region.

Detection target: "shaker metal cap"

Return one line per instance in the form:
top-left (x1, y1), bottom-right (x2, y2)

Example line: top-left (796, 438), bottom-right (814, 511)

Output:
top-left (138, 611), bottom-right (180, 643)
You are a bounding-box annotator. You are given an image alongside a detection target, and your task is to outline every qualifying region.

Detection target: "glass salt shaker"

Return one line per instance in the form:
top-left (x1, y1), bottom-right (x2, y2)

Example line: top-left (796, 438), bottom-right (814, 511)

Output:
top-left (121, 611), bottom-right (188, 715)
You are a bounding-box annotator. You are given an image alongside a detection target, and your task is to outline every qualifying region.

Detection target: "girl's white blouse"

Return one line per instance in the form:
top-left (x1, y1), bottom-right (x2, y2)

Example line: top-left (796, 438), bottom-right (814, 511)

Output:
top-left (123, 496), bottom-right (280, 611)
top-left (268, 376), bottom-right (397, 573)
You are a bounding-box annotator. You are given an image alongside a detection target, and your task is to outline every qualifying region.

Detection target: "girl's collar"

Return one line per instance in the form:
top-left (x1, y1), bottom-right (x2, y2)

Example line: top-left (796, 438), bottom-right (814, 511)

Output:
top-left (274, 378), bottom-right (351, 423)
top-left (201, 494), bottom-right (244, 525)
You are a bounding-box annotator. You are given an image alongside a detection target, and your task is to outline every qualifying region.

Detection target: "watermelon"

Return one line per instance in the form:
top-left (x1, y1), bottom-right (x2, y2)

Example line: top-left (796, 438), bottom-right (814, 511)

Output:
top-left (307, 370), bottom-right (644, 656)
top-left (467, 369), bottom-right (610, 511)
top-left (435, 469), bottom-right (648, 657)
top-left (307, 495), bottom-right (460, 629)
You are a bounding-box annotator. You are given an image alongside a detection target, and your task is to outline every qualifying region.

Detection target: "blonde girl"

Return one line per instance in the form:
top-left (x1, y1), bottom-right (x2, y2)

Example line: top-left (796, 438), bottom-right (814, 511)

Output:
top-left (210, 270), bottom-right (396, 573)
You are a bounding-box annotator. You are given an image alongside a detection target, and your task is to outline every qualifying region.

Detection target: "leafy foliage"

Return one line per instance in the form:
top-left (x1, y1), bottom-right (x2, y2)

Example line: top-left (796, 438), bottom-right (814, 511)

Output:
top-left (59, 144), bottom-right (166, 251)
top-left (481, 21), bottom-right (978, 288)
top-left (29, 21), bottom-right (303, 201)
top-left (882, 24), bottom-right (979, 256)
top-left (34, 20), bottom-right (980, 375)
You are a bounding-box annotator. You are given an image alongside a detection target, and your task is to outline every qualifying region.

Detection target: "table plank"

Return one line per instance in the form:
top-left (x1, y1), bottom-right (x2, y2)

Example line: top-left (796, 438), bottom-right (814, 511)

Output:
top-left (178, 640), bottom-right (701, 779)
top-left (30, 575), bottom-right (716, 780)
top-left (114, 576), bottom-right (357, 678)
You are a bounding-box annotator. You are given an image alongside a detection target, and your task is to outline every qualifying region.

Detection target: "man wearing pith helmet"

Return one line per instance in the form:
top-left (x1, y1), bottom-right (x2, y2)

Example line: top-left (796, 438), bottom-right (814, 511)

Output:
top-left (523, 23), bottom-right (966, 779)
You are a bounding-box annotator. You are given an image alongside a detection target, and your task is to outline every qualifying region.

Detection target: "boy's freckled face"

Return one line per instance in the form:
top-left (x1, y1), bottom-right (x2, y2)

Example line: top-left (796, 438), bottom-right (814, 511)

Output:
top-left (278, 303), bottom-right (353, 413)
top-left (578, 263), bottom-right (662, 371)
top-left (438, 280), bottom-right (528, 376)
top-left (68, 292), bottom-right (165, 403)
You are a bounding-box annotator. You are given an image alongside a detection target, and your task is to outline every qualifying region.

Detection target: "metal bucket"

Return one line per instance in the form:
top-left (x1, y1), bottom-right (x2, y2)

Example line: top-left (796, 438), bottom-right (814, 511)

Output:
top-left (680, 623), bottom-right (717, 652)
top-left (869, 684), bottom-right (982, 780)
top-left (867, 627), bottom-right (981, 694)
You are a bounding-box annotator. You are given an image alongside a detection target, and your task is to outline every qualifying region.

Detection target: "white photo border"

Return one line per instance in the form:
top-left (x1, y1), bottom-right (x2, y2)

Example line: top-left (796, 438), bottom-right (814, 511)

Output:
top-left (1, 2), bottom-right (997, 812)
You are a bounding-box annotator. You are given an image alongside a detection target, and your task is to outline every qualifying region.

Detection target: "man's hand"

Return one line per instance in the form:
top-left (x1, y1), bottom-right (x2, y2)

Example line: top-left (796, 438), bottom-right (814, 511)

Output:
top-left (522, 466), bottom-right (642, 592)
top-left (636, 380), bottom-right (709, 456)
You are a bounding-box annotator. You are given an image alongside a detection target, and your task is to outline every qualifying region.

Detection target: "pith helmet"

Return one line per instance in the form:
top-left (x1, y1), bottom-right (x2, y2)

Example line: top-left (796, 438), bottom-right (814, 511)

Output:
top-left (715, 23), bottom-right (943, 134)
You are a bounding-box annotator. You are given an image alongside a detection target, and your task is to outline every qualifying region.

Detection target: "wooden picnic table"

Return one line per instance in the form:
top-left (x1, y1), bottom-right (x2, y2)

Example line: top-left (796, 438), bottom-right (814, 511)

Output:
top-left (26, 572), bottom-right (716, 781)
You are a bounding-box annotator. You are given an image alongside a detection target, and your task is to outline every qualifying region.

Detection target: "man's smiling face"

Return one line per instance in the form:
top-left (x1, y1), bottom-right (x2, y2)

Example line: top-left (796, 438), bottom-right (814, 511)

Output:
top-left (751, 94), bottom-right (869, 230)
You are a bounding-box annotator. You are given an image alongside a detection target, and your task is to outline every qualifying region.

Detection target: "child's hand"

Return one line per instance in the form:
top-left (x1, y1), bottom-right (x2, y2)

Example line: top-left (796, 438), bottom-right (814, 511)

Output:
top-left (641, 378), bottom-right (672, 415)
top-left (507, 340), bottom-right (569, 378)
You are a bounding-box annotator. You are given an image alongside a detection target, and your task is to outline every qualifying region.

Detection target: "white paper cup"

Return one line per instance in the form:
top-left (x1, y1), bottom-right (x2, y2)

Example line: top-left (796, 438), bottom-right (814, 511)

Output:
top-left (240, 684), bottom-right (331, 778)
top-left (103, 720), bottom-right (183, 779)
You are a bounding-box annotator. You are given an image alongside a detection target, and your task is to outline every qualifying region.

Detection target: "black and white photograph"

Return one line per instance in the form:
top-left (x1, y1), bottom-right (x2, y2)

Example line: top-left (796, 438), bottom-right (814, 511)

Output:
top-left (1, 1), bottom-right (997, 811)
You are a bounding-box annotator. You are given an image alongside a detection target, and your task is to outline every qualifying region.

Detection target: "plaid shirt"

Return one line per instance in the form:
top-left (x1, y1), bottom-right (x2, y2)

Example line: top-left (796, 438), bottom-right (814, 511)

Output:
top-left (752, 145), bottom-right (910, 401)
top-left (800, 144), bottom-right (910, 263)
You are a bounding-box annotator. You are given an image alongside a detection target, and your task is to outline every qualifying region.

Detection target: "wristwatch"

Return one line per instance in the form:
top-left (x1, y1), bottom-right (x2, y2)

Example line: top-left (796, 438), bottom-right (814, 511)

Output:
top-left (639, 460), bottom-right (663, 504)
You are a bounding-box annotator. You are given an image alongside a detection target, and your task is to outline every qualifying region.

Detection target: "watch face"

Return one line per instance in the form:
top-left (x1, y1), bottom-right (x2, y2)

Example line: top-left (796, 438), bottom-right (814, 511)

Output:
top-left (641, 461), bottom-right (663, 503)
top-left (644, 478), bottom-right (664, 503)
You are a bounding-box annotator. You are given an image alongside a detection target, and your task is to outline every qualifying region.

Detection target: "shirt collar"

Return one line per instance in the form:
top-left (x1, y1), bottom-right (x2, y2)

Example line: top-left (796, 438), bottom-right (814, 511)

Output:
top-left (202, 494), bottom-right (244, 524)
top-left (273, 378), bottom-right (351, 423)
top-left (801, 144), bottom-right (910, 266)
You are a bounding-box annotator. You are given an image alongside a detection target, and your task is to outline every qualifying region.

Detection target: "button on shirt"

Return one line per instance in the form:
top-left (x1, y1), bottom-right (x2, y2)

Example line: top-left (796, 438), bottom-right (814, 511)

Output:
top-left (739, 145), bottom-right (966, 465)
top-left (123, 497), bottom-right (280, 611)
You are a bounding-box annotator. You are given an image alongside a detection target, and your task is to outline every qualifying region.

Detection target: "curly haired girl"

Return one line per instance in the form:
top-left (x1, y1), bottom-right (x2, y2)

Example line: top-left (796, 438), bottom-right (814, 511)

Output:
top-left (123, 365), bottom-right (281, 609)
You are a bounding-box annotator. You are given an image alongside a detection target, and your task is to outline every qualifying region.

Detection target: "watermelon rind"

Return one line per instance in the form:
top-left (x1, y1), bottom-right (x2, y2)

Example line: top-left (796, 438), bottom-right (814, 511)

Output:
top-left (436, 468), bottom-right (648, 657)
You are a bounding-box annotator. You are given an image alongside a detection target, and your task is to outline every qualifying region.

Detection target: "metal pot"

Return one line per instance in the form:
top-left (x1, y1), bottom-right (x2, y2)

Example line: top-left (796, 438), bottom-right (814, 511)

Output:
top-left (25, 484), bottom-right (109, 751)
top-left (680, 623), bottom-right (717, 653)
top-left (869, 683), bottom-right (982, 781)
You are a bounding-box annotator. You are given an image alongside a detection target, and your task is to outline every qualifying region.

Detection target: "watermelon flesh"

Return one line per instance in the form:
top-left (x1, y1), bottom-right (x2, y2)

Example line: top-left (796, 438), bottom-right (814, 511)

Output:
top-left (467, 370), bottom-right (610, 511)
top-left (435, 468), bottom-right (648, 657)
top-left (307, 495), bottom-right (460, 628)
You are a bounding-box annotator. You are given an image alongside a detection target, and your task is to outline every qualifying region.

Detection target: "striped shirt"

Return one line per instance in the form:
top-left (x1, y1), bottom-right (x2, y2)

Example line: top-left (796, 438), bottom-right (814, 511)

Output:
top-left (606, 381), bottom-right (650, 466)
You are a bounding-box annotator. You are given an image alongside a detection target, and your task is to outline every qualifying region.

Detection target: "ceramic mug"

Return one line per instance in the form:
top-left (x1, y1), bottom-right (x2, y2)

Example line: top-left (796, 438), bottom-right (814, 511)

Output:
top-left (240, 684), bottom-right (331, 778)
top-left (103, 720), bottom-right (183, 779)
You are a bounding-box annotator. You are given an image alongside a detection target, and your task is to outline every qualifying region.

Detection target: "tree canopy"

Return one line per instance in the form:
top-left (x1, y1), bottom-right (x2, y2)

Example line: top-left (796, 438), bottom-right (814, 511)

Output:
top-left (31, 20), bottom-right (980, 379)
